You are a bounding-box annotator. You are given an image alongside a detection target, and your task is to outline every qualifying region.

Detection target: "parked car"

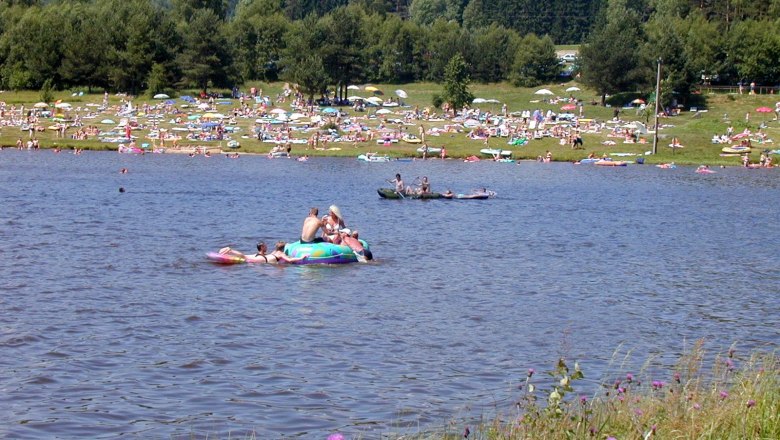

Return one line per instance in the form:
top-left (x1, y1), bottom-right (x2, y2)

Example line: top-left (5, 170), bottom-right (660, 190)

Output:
top-left (561, 53), bottom-right (577, 62)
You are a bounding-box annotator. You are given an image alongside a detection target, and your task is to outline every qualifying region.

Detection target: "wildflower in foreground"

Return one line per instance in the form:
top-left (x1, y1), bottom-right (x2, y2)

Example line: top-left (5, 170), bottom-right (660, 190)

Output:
top-left (327, 434), bottom-right (344, 440)
top-left (720, 390), bottom-right (729, 399)
top-left (527, 368), bottom-right (535, 377)
top-left (463, 425), bottom-right (470, 438)
top-left (747, 399), bottom-right (756, 408)
top-left (626, 373), bottom-right (633, 383)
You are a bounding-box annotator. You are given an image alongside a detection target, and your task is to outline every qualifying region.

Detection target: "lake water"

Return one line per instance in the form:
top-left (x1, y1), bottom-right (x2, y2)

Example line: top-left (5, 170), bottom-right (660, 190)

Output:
top-left (1, 150), bottom-right (778, 439)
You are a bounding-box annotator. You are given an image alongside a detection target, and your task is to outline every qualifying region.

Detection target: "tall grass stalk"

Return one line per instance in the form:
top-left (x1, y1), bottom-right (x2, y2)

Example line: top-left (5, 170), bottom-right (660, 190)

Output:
top-left (402, 343), bottom-right (777, 439)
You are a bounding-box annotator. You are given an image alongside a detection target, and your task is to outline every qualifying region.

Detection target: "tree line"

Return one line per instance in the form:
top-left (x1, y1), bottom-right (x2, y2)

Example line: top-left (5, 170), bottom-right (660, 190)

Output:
top-left (0, 0), bottom-right (778, 107)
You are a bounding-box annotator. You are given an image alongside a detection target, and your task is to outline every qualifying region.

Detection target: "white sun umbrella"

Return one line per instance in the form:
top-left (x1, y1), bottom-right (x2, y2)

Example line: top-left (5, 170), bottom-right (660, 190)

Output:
top-left (54, 102), bottom-right (72, 109)
top-left (486, 99), bottom-right (501, 103)
top-left (269, 108), bottom-right (287, 114)
top-left (376, 108), bottom-right (392, 115)
top-left (534, 89), bottom-right (554, 95)
top-left (347, 96), bottom-right (364, 101)
top-left (289, 113), bottom-right (306, 120)
top-left (395, 89), bottom-right (408, 99)
top-left (33, 102), bottom-right (49, 108)
top-left (566, 86), bottom-right (581, 92)
top-left (472, 98), bottom-right (488, 104)
top-left (347, 85), bottom-right (360, 90)
top-left (153, 93), bottom-right (170, 99)
top-left (365, 96), bottom-right (383, 105)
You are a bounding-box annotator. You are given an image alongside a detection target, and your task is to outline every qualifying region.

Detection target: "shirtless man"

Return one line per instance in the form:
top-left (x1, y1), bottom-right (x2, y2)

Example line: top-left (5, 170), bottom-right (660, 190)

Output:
top-left (300, 207), bottom-right (325, 243)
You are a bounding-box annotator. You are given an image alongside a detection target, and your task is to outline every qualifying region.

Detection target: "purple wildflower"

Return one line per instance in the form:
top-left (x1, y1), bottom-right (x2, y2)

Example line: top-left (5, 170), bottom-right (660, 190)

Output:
top-left (527, 368), bottom-right (535, 377)
top-left (693, 403), bottom-right (701, 410)
top-left (652, 380), bottom-right (665, 390)
top-left (463, 425), bottom-right (470, 438)
top-left (725, 358), bottom-right (735, 371)
top-left (673, 372), bottom-right (681, 383)
top-left (634, 408), bottom-right (644, 416)
top-left (607, 437), bottom-right (617, 440)
top-left (589, 427), bottom-right (598, 436)
top-left (747, 399), bottom-right (756, 408)
top-left (580, 395), bottom-right (588, 404)
top-left (327, 434), bottom-right (344, 440)
top-left (626, 373), bottom-right (634, 383)
top-left (720, 391), bottom-right (729, 399)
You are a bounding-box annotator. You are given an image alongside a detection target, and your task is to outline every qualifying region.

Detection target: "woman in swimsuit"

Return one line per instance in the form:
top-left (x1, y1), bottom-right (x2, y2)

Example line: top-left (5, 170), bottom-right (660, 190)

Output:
top-left (269, 241), bottom-right (308, 263)
top-left (219, 241), bottom-right (308, 264)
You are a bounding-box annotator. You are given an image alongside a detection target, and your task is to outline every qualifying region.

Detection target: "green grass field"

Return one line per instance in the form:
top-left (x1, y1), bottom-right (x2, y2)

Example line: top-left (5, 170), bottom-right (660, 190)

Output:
top-left (2, 82), bottom-right (778, 166)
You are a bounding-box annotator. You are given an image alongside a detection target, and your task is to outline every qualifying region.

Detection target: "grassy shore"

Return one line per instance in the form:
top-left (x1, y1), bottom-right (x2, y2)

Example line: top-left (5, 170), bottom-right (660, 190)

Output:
top-left (1, 83), bottom-right (779, 166)
top-left (387, 343), bottom-right (778, 440)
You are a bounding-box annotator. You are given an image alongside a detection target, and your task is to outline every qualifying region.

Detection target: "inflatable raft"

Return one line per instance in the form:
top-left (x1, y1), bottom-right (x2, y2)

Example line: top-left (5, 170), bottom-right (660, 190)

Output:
top-left (358, 154), bottom-right (391, 162)
top-left (206, 251), bottom-right (246, 264)
top-left (285, 240), bottom-right (370, 264)
top-left (377, 188), bottom-right (444, 199)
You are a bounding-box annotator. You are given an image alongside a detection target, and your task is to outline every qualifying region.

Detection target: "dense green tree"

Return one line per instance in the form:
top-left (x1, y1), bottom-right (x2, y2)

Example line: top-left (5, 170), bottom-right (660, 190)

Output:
top-left (580, 0), bottom-right (651, 104)
top-left (229, 6), bottom-right (290, 82)
top-left (725, 19), bottom-right (780, 84)
top-left (375, 16), bottom-right (427, 82)
top-left (317, 5), bottom-right (368, 98)
top-left (97, 0), bottom-right (178, 94)
top-left (40, 78), bottom-right (53, 103)
top-left (279, 16), bottom-right (331, 99)
top-left (424, 17), bottom-right (467, 81)
top-left (171, 0), bottom-right (230, 21)
top-left (461, 0), bottom-right (489, 29)
top-left (58, 3), bottom-right (109, 91)
top-left (469, 24), bottom-right (519, 82)
top-left (176, 8), bottom-right (235, 91)
top-left (410, 0), bottom-right (460, 25)
top-left (441, 53), bottom-right (474, 111)
top-left (0, 5), bottom-right (65, 89)
top-left (509, 34), bottom-right (560, 87)
top-left (146, 63), bottom-right (171, 97)
top-left (283, 0), bottom-right (349, 20)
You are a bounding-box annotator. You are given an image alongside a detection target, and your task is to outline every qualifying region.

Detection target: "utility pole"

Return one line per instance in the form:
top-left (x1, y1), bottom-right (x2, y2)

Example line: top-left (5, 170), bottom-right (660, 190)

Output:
top-left (652, 59), bottom-right (662, 155)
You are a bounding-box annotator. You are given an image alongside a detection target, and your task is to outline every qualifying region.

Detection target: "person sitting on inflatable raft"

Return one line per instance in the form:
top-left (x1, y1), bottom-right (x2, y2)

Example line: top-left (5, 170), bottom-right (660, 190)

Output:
top-left (289, 205), bottom-right (372, 264)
